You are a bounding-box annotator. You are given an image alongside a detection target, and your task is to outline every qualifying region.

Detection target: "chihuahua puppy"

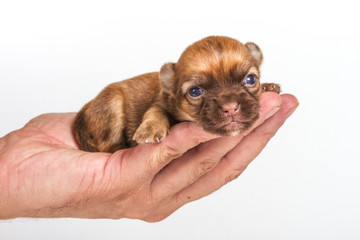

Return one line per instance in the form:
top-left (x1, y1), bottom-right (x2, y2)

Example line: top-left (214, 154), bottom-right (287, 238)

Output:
top-left (73, 36), bottom-right (281, 152)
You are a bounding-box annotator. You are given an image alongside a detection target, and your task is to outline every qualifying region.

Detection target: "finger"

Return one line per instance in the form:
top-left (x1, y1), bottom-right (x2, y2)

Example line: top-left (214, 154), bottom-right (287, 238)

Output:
top-left (120, 122), bottom-right (221, 177)
top-left (171, 94), bottom-right (298, 206)
top-left (150, 92), bottom-right (283, 199)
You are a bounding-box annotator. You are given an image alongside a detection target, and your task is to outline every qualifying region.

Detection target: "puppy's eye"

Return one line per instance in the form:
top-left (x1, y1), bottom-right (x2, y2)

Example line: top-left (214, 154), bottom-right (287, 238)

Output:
top-left (188, 87), bottom-right (204, 97)
top-left (244, 75), bottom-right (256, 86)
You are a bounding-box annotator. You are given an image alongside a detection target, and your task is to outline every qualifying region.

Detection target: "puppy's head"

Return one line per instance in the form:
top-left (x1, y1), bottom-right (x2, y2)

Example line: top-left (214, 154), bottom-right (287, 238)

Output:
top-left (160, 36), bottom-right (263, 136)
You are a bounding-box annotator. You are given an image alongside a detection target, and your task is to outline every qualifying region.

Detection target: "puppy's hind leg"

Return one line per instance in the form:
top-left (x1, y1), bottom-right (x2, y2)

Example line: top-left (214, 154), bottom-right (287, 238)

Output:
top-left (73, 89), bottom-right (127, 153)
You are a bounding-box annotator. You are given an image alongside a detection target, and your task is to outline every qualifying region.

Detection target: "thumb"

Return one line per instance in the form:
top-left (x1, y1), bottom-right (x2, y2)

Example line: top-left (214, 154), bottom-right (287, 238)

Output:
top-left (123, 122), bottom-right (220, 176)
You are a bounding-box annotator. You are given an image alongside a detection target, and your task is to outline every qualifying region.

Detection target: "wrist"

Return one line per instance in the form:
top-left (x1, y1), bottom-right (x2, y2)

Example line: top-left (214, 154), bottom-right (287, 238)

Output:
top-left (0, 135), bottom-right (12, 219)
top-left (0, 133), bottom-right (30, 219)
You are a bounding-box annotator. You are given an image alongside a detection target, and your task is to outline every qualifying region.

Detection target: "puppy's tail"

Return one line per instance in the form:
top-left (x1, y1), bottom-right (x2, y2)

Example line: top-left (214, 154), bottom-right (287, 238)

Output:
top-left (72, 109), bottom-right (98, 152)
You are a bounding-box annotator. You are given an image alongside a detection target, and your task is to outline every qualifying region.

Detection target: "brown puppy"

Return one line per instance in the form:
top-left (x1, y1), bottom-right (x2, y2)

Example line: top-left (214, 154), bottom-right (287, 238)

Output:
top-left (73, 36), bottom-right (281, 153)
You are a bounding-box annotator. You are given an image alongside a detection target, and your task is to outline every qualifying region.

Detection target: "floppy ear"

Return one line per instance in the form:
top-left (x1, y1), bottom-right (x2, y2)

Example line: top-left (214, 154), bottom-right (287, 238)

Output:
top-left (245, 42), bottom-right (263, 66)
top-left (159, 62), bottom-right (176, 89)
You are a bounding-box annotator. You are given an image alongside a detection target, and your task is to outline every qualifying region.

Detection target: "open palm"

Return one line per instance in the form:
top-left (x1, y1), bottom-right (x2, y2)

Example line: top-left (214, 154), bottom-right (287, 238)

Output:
top-left (0, 93), bottom-right (298, 221)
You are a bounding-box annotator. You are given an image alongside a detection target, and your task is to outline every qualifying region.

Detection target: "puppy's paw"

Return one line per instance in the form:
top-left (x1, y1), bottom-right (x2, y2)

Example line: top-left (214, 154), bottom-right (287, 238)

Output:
top-left (261, 83), bottom-right (281, 94)
top-left (133, 121), bottom-right (169, 144)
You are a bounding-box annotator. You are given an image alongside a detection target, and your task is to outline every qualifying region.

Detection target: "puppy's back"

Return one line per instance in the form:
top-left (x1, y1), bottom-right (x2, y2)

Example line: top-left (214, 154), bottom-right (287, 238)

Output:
top-left (73, 72), bottom-right (161, 152)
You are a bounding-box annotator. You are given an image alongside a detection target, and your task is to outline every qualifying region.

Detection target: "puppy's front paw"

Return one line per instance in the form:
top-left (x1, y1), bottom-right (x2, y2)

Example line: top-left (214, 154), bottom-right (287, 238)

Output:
top-left (133, 121), bottom-right (169, 144)
top-left (261, 83), bottom-right (281, 94)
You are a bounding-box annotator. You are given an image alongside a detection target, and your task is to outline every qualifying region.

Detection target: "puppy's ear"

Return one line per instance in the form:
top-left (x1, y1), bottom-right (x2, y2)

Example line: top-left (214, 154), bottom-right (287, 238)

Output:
top-left (160, 62), bottom-right (176, 89)
top-left (245, 42), bottom-right (263, 66)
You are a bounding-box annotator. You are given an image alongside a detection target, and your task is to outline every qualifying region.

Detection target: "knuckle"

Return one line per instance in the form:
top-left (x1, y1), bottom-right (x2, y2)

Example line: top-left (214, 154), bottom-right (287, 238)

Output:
top-left (197, 158), bottom-right (217, 174)
top-left (252, 127), bottom-right (277, 142)
top-left (224, 172), bottom-right (242, 184)
top-left (133, 201), bottom-right (156, 220)
top-left (182, 121), bottom-right (194, 133)
top-left (222, 155), bottom-right (248, 185)
top-left (174, 190), bottom-right (189, 206)
top-left (187, 158), bottom-right (217, 185)
top-left (138, 195), bottom-right (175, 222)
top-left (224, 166), bottom-right (247, 184)
top-left (179, 122), bottom-right (207, 146)
top-left (155, 144), bottom-right (183, 166)
top-left (261, 130), bottom-right (277, 141)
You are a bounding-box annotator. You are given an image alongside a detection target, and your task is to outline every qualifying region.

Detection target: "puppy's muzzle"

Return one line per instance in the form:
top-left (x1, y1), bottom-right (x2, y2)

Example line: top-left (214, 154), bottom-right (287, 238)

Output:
top-left (220, 102), bottom-right (240, 118)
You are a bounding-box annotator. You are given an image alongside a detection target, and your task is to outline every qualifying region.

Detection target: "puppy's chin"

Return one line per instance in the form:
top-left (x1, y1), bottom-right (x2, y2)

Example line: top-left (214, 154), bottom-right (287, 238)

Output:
top-left (199, 115), bottom-right (259, 137)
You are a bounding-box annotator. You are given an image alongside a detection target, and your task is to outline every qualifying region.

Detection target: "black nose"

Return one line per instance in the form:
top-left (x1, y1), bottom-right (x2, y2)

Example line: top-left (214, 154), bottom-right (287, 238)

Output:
top-left (221, 102), bottom-right (240, 117)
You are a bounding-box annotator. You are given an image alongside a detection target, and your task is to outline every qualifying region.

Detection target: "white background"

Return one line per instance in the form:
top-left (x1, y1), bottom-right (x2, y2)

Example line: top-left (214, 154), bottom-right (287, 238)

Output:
top-left (1, 0), bottom-right (359, 239)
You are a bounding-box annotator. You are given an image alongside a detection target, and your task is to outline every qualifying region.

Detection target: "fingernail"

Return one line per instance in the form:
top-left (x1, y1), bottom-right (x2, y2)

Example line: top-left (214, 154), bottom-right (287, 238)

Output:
top-left (265, 107), bottom-right (281, 120)
top-left (285, 106), bottom-right (298, 119)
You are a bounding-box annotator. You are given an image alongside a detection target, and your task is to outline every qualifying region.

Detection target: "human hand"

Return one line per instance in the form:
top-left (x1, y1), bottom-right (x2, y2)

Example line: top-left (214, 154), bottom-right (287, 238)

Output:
top-left (0, 92), bottom-right (298, 221)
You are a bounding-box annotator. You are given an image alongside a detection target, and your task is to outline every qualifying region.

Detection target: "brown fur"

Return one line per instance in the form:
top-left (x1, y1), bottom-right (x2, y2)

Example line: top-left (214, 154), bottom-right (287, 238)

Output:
top-left (73, 36), bottom-right (281, 152)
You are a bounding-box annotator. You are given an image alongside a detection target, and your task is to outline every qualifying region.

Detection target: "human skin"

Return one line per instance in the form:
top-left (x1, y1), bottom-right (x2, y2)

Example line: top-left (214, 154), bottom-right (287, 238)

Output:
top-left (0, 93), bottom-right (298, 222)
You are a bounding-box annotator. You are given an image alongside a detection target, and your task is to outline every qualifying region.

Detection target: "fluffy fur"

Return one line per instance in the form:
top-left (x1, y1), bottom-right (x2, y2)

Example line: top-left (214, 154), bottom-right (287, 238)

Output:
top-left (73, 36), bottom-right (280, 152)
